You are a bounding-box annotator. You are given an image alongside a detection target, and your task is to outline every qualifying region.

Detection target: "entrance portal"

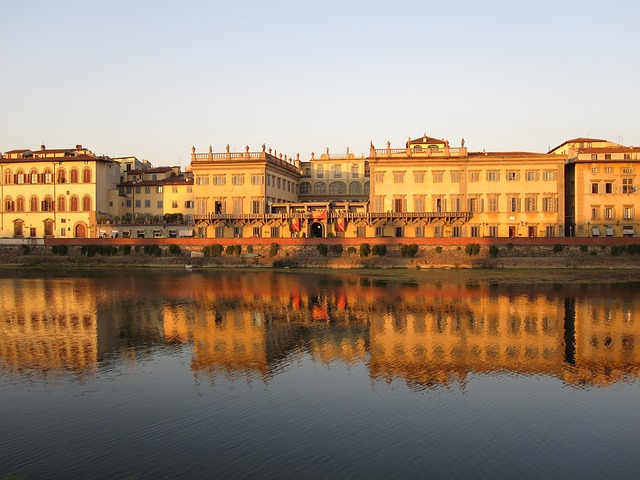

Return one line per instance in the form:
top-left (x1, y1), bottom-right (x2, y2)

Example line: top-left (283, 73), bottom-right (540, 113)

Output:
top-left (75, 223), bottom-right (87, 238)
top-left (311, 222), bottom-right (323, 238)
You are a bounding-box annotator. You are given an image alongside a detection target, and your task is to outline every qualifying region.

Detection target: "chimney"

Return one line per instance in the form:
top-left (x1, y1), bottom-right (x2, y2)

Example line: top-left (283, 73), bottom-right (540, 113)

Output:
top-left (76, 144), bottom-right (83, 150)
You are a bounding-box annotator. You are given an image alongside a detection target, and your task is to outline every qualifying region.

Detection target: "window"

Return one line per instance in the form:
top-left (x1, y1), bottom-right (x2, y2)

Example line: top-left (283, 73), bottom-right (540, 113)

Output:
top-left (232, 175), bottom-right (244, 185)
top-left (233, 227), bottom-right (242, 238)
top-left (314, 183), bottom-right (326, 195)
top-left (270, 226), bottom-right (280, 238)
top-left (135, 200), bottom-right (141, 208)
top-left (469, 171), bottom-right (480, 182)
top-left (591, 167), bottom-right (599, 173)
top-left (44, 170), bottom-right (53, 184)
top-left (252, 200), bottom-right (261, 214)
top-left (487, 171), bottom-right (499, 181)
top-left (135, 186), bottom-right (141, 194)
top-left (451, 171), bottom-right (461, 182)
top-left (591, 183), bottom-right (599, 194)
top-left (172, 201), bottom-right (178, 208)
top-left (470, 226), bottom-right (480, 237)
top-left (329, 182), bottom-right (347, 194)
top-left (452, 226), bottom-right (461, 237)
top-left (277, 178), bottom-right (281, 189)
top-left (251, 175), bottom-right (264, 184)
top-left (196, 175), bottom-right (209, 185)
top-left (414, 196), bottom-right (425, 212)
top-left (375, 227), bottom-right (384, 238)
top-left (487, 195), bottom-right (498, 213)
top-left (185, 200), bottom-right (194, 209)
top-left (623, 178), bottom-right (634, 193)
top-left (172, 186), bottom-right (178, 193)
top-left (357, 226), bottom-right (366, 238)
top-left (351, 164), bottom-right (359, 178)
top-left (4, 197), bottom-right (13, 211)
top-left (468, 198), bottom-right (479, 212)
top-left (591, 207), bottom-right (599, 220)
top-left (144, 200), bottom-right (151, 208)
top-left (82, 196), bottom-right (91, 211)
top-left (623, 207), bottom-right (634, 220)
top-left (542, 197), bottom-right (556, 212)
top-left (508, 195), bottom-right (520, 213)
top-left (416, 226), bottom-right (425, 238)
top-left (57, 196), bottom-right (66, 212)
top-left (488, 225), bottom-right (498, 237)
top-left (253, 227), bottom-right (262, 237)
top-left (605, 154), bottom-right (612, 160)
top-left (604, 207), bottom-right (614, 219)
top-left (624, 154), bottom-right (631, 160)
top-left (507, 171), bottom-right (519, 181)
top-left (432, 171), bottom-right (443, 182)
top-left (4, 169), bottom-right (12, 184)
top-left (349, 182), bottom-right (362, 194)
top-left (126, 199), bottom-right (132, 208)
top-left (591, 155), bottom-right (598, 161)
top-left (316, 166), bottom-right (324, 178)
top-left (525, 196), bottom-right (537, 212)
top-left (545, 226), bottom-right (555, 237)
top-left (623, 168), bottom-right (634, 174)
top-left (30, 170), bottom-right (38, 184)
top-left (393, 172), bottom-right (405, 183)
top-left (374, 172), bottom-right (384, 183)
top-left (543, 171), bottom-right (556, 181)
top-left (213, 175), bottom-right (225, 185)
top-left (526, 171), bottom-right (538, 181)
top-left (187, 186), bottom-right (192, 193)
top-left (70, 169), bottom-right (79, 183)
top-left (605, 182), bottom-right (613, 194)
top-left (434, 226), bottom-right (443, 238)
top-left (156, 186), bottom-right (163, 193)
top-left (215, 226), bottom-right (225, 238)
top-left (414, 171), bottom-right (425, 183)
top-left (82, 168), bottom-right (91, 183)
top-left (16, 197), bottom-right (25, 212)
top-left (42, 197), bottom-right (53, 211)
top-left (372, 196), bottom-right (384, 213)
top-left (157, 200), bottom-right (163, 209)
top-left (333, 165), bottom-right (342, 178)
top-left (299, 182), bottom-right (311, 194)
top-left (145, 186), bottom-right (151, 194)
top-left (16, 170), bottom-right (25, 184)
top-left (233, 198), bottom-right (242, 214)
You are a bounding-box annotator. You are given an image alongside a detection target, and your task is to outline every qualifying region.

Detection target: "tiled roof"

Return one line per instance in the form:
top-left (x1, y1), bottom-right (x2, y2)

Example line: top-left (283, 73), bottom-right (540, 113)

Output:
top-left (549, 137), bottom-right (609, 153)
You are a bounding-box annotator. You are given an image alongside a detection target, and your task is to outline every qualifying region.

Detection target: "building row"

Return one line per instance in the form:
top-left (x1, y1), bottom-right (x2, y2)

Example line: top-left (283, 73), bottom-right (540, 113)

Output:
top-left (1, 134), bottom-right (639, 239)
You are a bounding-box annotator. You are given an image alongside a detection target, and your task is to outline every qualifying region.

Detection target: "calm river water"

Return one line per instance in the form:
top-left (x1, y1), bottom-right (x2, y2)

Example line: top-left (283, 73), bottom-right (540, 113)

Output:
top-left (1, 268), bottom-right (640, 479)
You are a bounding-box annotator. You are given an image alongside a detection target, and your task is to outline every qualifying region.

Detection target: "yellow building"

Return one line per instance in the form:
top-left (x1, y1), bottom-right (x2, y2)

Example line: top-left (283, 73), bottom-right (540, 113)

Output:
top-left (368, 135), bottom-right (566, 238)
top-left (298, 149), bottom-right (369, 202)
top-left (551, 138), bottom-right (640, 237)
top-left (190, 144), bottom-right (301, 238)
top-left (1, 144), bottom-right (120, 238)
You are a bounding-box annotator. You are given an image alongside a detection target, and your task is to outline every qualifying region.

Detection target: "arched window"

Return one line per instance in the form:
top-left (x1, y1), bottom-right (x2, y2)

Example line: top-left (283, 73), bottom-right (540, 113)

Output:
top-left (15, 169), bottom-right (25, 184)
top-left (43, 168), bottom-right (53, 184)
top-left (30, 196), bottom-right (39, 212)
top-left (349, 182), bottom-right (362, 194)
top-left (314, 182), bottom-right (327, 195)
top-left (4, 196), bottom-right (13, 212)
top-left (364, 181), bottom-right (370, 195)
top-left (42, 196), bottom-right (54, 212)
top-left (82, 168), bottom-right (92, 183)
top-left (56, 168), bottom-right (66, 184)
top-left (329, 182), bottom-right (346, 195)
top-left (16, 196), bottom-right (25, 212)
top-left (82, 195), bottom-right (91, 211)
top-left (29, 169), bottom-right (38, 184)
top-left (299, 182), bottom-right (311, 195)
top-left (70, 168), bottom-right (79, 183)
top-left (4, 169), bottom-right (12, 185)
top-left (57, 196), bottom-right (66, 212)
top-left (70, 195), bottom-right (79, 212)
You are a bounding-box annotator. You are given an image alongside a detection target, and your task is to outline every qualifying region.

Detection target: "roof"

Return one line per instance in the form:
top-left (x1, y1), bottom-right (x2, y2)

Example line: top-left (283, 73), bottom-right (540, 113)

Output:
top-left (408, 135), bottom-right (447, 145)
top-left (468, 151), bottom-right (553, 158)
top-left (548, 137), bottom-right (609, 153)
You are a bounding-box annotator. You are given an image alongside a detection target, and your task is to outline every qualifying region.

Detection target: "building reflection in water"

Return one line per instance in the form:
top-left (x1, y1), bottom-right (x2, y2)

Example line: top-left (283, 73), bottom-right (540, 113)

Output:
top-left (0, 272), bottom-right (638, 387)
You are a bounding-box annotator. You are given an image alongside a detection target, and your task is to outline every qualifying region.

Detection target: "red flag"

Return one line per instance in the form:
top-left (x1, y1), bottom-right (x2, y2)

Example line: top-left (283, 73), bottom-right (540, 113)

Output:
top-left (336, 217), bottom-right (345, 232)
top-left (312, 210), bottom-right (327, 219)
top-left (291, 218), bottom-right (300, 232)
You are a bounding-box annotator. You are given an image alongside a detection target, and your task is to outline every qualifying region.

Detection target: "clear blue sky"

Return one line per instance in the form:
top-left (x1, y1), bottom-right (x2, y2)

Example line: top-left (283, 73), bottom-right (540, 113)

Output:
top-left (2, 0), bottom-right (639, 166)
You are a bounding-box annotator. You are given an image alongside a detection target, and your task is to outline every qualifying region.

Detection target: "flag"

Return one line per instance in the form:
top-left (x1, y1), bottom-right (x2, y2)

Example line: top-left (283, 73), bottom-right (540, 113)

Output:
top-left (336, 217), bottom-right (345, 232)
top-left (312, 210), bottom-right (327, 219)
top-left (291, 218), bottom-right (300, 232)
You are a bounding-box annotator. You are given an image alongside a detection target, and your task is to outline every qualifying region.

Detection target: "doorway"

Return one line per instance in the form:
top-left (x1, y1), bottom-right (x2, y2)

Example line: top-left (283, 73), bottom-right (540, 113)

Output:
top-left (311, 222), bottom-right (323, 238)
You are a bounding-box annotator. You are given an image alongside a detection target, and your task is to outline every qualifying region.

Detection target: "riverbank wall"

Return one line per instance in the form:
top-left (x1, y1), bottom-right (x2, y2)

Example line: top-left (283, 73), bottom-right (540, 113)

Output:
top-left (1, 237), bottom-right (640, 269)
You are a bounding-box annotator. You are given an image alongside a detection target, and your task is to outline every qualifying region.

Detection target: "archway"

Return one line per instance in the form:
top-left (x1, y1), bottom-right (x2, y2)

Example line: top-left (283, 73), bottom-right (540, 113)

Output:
top-left (75, 223), bottom-right (87, 238)
top-left (311, 222), bottom-right (324, 238)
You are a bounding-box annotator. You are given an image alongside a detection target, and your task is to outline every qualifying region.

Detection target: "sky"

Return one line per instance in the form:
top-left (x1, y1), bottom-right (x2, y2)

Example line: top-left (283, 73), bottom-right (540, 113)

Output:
top-left (2, 0), bottom-right (639, 166)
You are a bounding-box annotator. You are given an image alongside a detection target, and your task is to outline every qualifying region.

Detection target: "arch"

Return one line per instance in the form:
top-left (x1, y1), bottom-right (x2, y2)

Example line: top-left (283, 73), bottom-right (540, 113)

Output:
top-left (43, 168), bottom-right (53, 184)
top-left (314, 182), bottom-right (327, 195)
top-left (57, 195), bottom-right (67, 212)
top-left (70, 168), bottom-right (79, 183)
top-left (70, 195), bottom-right (79, 212)
top-left (13, 219), bottom-right (24, 237)
top-left (15, 168), bottom-right (25, 184)
top-left (56, 167), bottom-right (67, 184)
top-left (4, 196), bottom-right (14, 212)
top-left (329, 181), bottom-right (347, 195)
top-left (43, 219), bottom-right (54, 237)
top-left (82, 195), bottom-right (92, 212)
top-left (42, 195), bottom-right (54, 212)
top-left (16, 196), bottom-right (25, 212)
top-left (364, 181), bottom-right (370, 195)
top-left (82, 167), bottom-right (92, 183)
top-left (4, 168), bottom-right (12, 185)
top-left (75, 223), bottom-right (87, 238)
top-left (311, 222), bottom-right (324, 238)
top-left (29, 195), bottom-right (39, 212)
top-left (349, 182), bottom-right (362, 195)
top-left (29, 168), bottom-right (39, 184)
top-left (299, 182), bottom-right (311, 195)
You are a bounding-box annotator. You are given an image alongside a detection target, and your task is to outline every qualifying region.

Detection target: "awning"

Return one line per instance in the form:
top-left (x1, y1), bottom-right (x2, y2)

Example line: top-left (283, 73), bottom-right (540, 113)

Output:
top-left (592, 226), bottom-right (600, 236)
top-left (179, 229), bottom-right (194, 237)
top-left (623, 226), bottom-right (635, 235)
top-left (606, 226), bottom-right (614, 236)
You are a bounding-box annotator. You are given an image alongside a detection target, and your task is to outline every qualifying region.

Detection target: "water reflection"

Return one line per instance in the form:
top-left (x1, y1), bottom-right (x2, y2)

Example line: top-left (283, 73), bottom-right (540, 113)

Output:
top-left (1, 271), bottom-right (639, 388)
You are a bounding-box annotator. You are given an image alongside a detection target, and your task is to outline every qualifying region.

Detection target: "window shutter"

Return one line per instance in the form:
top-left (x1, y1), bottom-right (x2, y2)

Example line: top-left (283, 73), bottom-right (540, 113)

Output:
top-left (480, 198), bottom-right (485, 213)
top-left (517, 198), bottom-right (522, 212)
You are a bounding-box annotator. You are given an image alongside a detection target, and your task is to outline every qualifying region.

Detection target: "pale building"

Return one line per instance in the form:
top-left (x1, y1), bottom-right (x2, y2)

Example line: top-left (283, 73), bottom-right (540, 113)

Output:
top-left (551, 138), bottom-right (640, 237)
top-left (1, 144), bottom-right (120, 238)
